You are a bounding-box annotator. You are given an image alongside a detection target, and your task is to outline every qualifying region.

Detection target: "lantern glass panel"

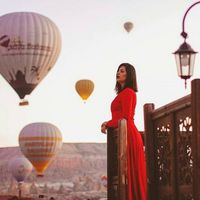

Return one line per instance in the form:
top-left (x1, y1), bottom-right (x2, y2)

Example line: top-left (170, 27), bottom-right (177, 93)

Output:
top-left (189, 54), bottom-right (195, 76)
top-left (175, 54), bottom-right (181, 77)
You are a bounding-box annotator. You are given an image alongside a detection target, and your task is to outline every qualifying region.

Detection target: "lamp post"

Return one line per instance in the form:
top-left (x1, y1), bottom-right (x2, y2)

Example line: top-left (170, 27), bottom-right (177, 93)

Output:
top-left (173, 2), bottom-right (200, 89)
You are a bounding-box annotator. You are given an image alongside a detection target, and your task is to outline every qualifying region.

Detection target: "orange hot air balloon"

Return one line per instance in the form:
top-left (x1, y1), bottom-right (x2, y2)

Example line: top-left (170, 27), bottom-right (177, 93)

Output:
top-left (75, 79), bottom-right (94, 102)
top-left (19, 122), bottom-right (62, 177)
top-left (0, 12), bottom-right (61, 106)
top-left (124, 21), bottom-right (133, 33)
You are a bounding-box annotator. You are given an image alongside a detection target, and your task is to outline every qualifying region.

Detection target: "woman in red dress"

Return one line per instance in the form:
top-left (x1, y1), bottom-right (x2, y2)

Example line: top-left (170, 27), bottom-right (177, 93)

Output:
top-left (101, 63), bottom-right (147, 200)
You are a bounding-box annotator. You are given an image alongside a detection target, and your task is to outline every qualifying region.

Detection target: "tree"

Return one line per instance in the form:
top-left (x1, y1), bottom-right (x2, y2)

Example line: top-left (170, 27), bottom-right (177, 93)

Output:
top-left (57, 184), bottom-right (65, 194)
top-left (29, 182), bottom-right (38, 194)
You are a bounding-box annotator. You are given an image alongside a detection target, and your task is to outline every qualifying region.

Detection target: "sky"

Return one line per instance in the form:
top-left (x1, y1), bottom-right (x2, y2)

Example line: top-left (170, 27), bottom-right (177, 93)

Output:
top-left (0, 0), bottom-right (200, 147)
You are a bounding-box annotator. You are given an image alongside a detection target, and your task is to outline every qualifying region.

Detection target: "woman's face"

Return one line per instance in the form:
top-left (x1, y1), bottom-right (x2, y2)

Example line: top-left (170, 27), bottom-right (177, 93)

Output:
top-left (116, 66), bottom-right (127, 85)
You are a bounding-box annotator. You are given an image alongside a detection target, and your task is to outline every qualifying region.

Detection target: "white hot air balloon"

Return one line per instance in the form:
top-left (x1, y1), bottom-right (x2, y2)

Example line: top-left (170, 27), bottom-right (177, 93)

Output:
top-left (0, 12), bottom-right (61, 105)
top-left (10, 157), bottom-right (33, 183)
top-left (19, 122), bottom-right (62, 177)
top-left (101, 175), bottom-right (107, 188)
top-left (10, 157), bottom-right (33, 199)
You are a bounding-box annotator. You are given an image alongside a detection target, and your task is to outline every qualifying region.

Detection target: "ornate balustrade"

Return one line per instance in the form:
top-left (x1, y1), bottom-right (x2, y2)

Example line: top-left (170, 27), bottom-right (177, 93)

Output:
top-left (144, 79), bottom-right (200, 200)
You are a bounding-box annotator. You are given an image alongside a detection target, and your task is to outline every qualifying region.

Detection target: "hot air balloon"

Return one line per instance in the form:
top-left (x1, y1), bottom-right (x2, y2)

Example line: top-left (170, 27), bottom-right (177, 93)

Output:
top-left (10, 157), bottom-right (33, 199)
top-left (100, 175), bottom-right (107, 188)
top-left (123, 21), bottom-right (133, 33)
top-left (10, 157), bottom-right (33, 183)
top-left (0, 12), bottom-right (61, 106)
top-left (75, 79), bottom-right (94, 102)
top-left (19, 122), bottom-right (62, 177)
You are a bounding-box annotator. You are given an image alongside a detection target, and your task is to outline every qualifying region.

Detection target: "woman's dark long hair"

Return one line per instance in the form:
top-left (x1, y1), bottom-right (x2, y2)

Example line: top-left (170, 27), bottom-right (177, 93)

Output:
top-left (115, 63), bottom-right (138, 94)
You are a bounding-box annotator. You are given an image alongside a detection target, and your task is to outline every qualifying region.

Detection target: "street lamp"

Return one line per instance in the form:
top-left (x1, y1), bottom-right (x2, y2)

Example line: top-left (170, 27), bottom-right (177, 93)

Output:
top-left (173, 2), bottom-right (200, 89)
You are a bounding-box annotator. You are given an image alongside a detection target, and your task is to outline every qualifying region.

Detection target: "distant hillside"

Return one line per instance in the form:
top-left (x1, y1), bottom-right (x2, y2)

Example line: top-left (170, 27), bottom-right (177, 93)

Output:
top-left (0, 143), bottom-right (107, 199)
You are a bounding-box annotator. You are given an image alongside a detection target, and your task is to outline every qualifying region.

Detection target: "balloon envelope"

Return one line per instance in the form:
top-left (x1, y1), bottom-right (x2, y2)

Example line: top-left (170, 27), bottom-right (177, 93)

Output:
top-left (124, 22), bottom-right (133, 33)
top-left (75, 79), bottom-right (94, 101)
top-left (0, 12), bottom-right (61, 104)
top-left (101, 175), bottom-right (107, 188)
top-left (19, 122), bottom-right (62, 176)
top-left (10, 157), bottom-right (33, 183)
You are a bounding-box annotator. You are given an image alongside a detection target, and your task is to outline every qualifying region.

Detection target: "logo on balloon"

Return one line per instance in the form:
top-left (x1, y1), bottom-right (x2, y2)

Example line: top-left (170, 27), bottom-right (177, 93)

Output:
top-left (0, 35), bottom-right (51, 57)
top-left (0, 35), bottom-right (10, 47)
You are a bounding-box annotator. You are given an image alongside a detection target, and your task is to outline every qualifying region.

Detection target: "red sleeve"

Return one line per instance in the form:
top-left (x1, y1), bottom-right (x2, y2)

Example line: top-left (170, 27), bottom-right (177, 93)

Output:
top-left (106, 88), bottom-right (135, 128)
top-left (106, 119), bottom-right (118, 128)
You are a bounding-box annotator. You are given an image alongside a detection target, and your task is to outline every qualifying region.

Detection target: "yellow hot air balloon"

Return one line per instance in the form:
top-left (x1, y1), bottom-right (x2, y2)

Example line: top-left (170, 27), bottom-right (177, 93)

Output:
top-left (19, 122), bottom-right (62, 177)
top-left (0, 12), bottom-right (61, 106)
top-left (124, 21), bottom-right (133, 33)
top-left (75, 79), bottom-right (94, 102)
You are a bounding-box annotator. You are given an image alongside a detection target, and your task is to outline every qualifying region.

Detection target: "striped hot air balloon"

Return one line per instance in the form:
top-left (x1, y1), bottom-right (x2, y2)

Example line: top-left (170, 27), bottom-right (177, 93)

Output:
top-left (19, 122), bottom-right (62, 177)
top-left (0, 12), bottom-right (61, 105)
top-left (75, 79), bottom-right (94, 102)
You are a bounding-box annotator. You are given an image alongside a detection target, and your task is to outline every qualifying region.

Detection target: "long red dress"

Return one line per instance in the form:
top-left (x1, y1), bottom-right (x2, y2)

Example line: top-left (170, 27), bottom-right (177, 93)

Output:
top-left (106, 87), bottom-right (147, 200)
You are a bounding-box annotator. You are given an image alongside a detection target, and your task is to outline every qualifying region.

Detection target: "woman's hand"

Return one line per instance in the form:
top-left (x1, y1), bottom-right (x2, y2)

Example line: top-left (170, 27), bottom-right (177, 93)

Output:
top-left (101, 121), bottom-right (107, 134)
